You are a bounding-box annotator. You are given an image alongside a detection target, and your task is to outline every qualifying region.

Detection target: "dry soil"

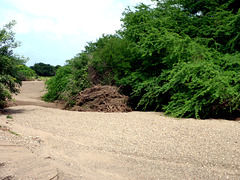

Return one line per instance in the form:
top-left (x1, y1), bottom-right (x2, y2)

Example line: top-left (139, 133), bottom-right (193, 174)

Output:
top-left (0, 81), bottom-right (240, 179)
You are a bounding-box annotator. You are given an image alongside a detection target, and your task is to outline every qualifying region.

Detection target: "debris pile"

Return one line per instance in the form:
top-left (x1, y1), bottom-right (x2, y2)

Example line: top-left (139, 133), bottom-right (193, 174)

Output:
top-left (69, 85), bottom-right (131, 112)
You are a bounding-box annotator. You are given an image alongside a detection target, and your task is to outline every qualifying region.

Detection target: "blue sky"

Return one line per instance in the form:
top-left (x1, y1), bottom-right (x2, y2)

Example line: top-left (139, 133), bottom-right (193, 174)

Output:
top-left (0, 0), bottom-right (153, 67)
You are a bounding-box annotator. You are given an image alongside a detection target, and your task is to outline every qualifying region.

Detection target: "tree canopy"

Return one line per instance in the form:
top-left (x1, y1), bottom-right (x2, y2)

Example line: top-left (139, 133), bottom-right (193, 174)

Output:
top-left (0, 21), bottom-right (27, 108)
top-left (30, 63), bottom-right (59, 77)
top-left (44, 0), bottom-right (240, 119)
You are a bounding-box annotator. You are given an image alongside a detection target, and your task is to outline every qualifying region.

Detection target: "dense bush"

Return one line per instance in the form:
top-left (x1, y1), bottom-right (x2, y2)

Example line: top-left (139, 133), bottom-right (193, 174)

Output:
top-left (17, 65), bottom-right (37, 80)
top-left (0, 21), bottom-right (26, 109)
top-left (43, 36), bottom-right (132, 104)
top-left (88, 35), bottom-right (134, 85)
top-left (30, 63), bottom-right (58, 76)
top-left (134, 56), bottom-right (240, 119)
top-left (43, 65), bottom-right (72, 102)
top-left (120, 0), bottom-right (240, 118)
top-left (44, 0), bottom-right (240, 118)
top-left (43, 54), bottom-right (90, 104)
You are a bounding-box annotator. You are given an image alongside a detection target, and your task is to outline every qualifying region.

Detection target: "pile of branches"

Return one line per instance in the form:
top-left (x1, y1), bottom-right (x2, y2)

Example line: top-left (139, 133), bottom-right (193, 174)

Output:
top-left (68, 85), bottom-right (131, 112)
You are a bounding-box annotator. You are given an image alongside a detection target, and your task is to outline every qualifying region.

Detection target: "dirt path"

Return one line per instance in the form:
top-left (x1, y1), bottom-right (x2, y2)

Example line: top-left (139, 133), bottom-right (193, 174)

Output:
top-left (0, 81), bottom-right (240, 179)
top-left (12, 81), bottom-right (63, 109)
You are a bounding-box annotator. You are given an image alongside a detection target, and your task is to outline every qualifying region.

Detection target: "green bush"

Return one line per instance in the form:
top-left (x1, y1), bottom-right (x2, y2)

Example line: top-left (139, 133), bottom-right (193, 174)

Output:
top-left (43, 54), bottom-right (90, 104)
top-left (17, 65), bottom-right (37, 80)
top-left (30, 63), bottom-right (56, 76)
top-left (43, 65), bottom-right (72, 102)
top-left (42, 0), bottom-right (240, 119)
top-left (134, 55), bottom-right (240, 119)
top-left (162, 60), bottom-right (240, 119)
top-left (89, 35), bottom-right (133, 85)
top-left (0, 21), bottom-right (24, 109)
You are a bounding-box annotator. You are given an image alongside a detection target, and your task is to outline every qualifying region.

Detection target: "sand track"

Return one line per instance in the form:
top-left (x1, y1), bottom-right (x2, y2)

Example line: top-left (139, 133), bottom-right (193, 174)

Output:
top-left (0, 81), bottom-right (240, 179)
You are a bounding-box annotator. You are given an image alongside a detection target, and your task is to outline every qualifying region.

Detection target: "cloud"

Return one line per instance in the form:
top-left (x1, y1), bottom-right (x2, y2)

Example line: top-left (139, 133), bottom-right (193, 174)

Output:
top-left (1, 0), bottom-right (154, 38)
top-left (0, 0), bottom-right (154, 66)
top-left (1, 0), bottom-right (125, 38)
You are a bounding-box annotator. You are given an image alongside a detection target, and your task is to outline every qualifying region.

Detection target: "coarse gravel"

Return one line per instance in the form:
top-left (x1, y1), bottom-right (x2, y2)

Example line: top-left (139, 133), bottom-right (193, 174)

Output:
top-left (0, 81), bottom-right (240, 179)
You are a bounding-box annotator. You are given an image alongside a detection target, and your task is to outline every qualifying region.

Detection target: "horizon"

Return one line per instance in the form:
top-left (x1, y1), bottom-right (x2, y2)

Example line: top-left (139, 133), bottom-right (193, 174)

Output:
top-left (0, 0), bottom-right (154, 67)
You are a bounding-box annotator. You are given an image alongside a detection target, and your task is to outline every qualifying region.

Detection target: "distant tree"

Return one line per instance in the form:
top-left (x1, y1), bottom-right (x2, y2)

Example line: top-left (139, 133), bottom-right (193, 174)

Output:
top-left (30, 63), bottom-right (56, 76)
top-left (17, 65), bottom-right (37, 80)
top-left (55, 65), bottom-right (61, 71)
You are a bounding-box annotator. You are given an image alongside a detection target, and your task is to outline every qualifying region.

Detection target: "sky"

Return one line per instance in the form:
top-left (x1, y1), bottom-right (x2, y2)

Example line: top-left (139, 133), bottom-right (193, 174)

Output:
top-left (0, 0), bottom-right (153, 67)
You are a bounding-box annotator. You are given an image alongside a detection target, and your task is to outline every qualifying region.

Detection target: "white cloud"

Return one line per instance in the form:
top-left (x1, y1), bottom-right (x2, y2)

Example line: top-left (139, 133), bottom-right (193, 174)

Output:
top-left (1, 0), bottom-right (126, 38)
top-left (0, 0), bottom-right (154, 66)
top-left (1, 0), bottom-right (154, 38)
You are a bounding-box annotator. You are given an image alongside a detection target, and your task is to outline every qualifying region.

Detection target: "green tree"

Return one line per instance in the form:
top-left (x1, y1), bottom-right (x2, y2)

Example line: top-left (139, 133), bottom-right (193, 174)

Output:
top-left (43, 0), bottom-right (240, 118)
top-left (43, 54), bottom-right (90, 104)
top-left (0, 21), bottom-right (25, 108)
top-left (87, 34), bottom-right (133, 85)
top-left (30, 62), bottom-right (56, 76)
top-left (119, 0), bottom-right (240, 118)
top-left (154, 0), bottom-right (240, 53)
top-left (43, 65), bottom-right (72, 102)
top-left (17, 64), bottom-right (37, 80)
top-left (55, 65), bottom-right (61, 71)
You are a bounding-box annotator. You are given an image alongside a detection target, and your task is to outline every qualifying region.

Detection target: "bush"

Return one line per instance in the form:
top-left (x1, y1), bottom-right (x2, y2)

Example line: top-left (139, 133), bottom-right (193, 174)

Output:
top-left (43, 65), bottom-right (72, 102)
top-left (90, 35), bottom-right (133, 85)
top-left (134, 57), bottom-right (240, 119)
top-left (43, 54), bottom-right (90, 103)
top-left (30, 63), bottom-right (56, 76)
top-left (42, 1), bottom-right (240, 119)
top-left (17, 65), bottom-right (37, 80)
top-left (0, 21), bottom-right (24, 109)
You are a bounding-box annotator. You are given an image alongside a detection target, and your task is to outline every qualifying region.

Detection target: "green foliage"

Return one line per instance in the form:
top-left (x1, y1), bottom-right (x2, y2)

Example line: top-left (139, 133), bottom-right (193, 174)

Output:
top-left (43, 0), bottom-right (240, 119)
top-left (118, 0), bottom-right (240, 118)
top-left (43, 54), bottom-right (90, 103)
top-left (154, 0), bottom-right (240, 53)
top-left (17, 65), bottom-right (37, 80)
top-left (6, 114), bottom-right (13, 119)
top-left (64, 54), bottom-right (90, 100)
top-left (134, 54), bottom-right (240, 119)
top-left (89, 35), bottom-right (133, 85)
top-left (0, 21), bottom-right (24, 109)
top-left (30, 63), bottom-right (56, 76)
top-left (163, 59), bottom-right (240, 119)
top-left (175, 0), bottom-right (238, 15)
top-left (43, 65), bottom-right (72, 102)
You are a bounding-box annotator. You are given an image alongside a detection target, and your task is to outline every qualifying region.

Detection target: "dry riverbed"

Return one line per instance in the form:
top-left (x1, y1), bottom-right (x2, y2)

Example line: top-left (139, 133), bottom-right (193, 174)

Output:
top-left (0, 81), bottom-right (240, 179)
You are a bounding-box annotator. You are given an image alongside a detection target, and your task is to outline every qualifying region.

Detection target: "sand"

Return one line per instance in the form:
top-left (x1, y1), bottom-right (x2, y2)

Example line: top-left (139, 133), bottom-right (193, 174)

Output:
top-left (0, 81), bottom-right (240, 179)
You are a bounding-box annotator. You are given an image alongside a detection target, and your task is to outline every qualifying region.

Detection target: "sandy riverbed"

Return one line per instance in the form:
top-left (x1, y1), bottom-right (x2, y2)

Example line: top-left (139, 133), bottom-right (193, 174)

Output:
top-left (0, 81), bottom-right (240, 179)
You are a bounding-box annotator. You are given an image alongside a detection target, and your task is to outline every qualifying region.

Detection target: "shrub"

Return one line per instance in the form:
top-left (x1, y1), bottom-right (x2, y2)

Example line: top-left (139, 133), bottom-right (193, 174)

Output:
top-left (0, 21), bottom-right (23, 109)
top-left (42, 1), bottom-right (240, 119)
top-left (17, 65), bottom-right (37, 80)
top-left (43, 65), bottom-right (72, 102)
top-left (43, 54), bottom-right (90, 103)
top-left (30, 63), bottom-right (56, 76)
top-left (134, 57), bottom-right (240, 119)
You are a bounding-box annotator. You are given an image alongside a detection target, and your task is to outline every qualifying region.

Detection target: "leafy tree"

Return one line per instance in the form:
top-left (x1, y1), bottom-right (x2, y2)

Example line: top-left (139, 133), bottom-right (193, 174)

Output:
top-left (55, 65), bottom-right (61, 70)
top-left (88, 35), bottom-right (133, 85)
top-left (134, 55), bottom-right (240, 118)
top-left (17, 65), bottom-right (37, 81)
top-left (43, 65), bottom-right (72, 102)
top-left (43, 35), bottom-right (133, 104)
top-left (0, 21), bottom-right (26, 109)
top-left (43, 54), bottom-right (90, 104)
top-left (30, 62), bottom-right (56, 76)
top-left (154, 0), bottom-right (240, 53)
top-left (119, 0), bottom-right (240, 118)
top-left (44, 0), bottom-right (240, 118)
top-left (175, 0), bottom-right (239, 15)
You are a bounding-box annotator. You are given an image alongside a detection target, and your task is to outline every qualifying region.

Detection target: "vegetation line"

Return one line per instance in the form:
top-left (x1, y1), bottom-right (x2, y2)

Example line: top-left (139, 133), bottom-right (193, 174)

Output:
top-left (1, 0), bottom-right (240, 119)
